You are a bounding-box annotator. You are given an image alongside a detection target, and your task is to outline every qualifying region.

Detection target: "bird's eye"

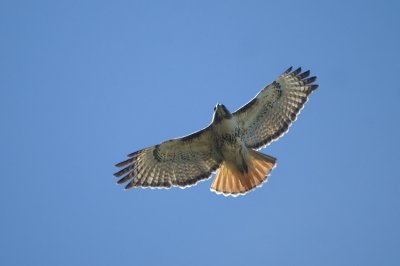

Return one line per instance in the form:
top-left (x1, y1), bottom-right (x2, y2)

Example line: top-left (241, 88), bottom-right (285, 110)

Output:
top-left (213, 106), bottom-right (216, 111)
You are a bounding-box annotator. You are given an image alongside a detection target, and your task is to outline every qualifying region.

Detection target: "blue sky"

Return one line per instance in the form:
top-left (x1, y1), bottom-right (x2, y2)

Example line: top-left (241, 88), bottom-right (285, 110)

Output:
top-left (1, 0), bottom-right (400, 265)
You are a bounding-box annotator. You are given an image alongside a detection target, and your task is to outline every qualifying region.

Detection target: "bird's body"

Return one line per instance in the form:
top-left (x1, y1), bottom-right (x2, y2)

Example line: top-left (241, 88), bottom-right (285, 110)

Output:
top-left (212, 107), bottom-right (245, 171)
top-left (213, 108), bottom-right (249, 173)
top-left (114, 67), bottom-right (319, 196)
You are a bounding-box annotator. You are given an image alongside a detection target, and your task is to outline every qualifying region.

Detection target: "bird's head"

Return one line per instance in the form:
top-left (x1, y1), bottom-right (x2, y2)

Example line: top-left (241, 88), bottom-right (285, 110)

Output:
top-left (213, 104), bottom-right (232, 123)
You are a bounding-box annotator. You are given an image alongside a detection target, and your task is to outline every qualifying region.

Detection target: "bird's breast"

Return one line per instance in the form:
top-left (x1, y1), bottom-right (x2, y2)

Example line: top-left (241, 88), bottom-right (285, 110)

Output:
top-left (213, 119), bottom-right (249, 172)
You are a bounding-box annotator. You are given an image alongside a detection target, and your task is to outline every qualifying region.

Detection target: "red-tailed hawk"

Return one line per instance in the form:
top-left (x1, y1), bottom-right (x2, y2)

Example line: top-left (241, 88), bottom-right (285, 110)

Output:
top-left (114, 67), bottom-right (318, 196)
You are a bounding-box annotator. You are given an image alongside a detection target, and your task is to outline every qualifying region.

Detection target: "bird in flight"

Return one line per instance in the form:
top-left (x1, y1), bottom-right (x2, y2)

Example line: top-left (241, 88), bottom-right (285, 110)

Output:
top-left (114, 67), bottom-right (318, 197)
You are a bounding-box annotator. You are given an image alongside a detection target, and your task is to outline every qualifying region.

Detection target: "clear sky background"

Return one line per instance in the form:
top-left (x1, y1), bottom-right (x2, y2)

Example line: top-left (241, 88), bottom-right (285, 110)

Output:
top-left (1, 1), bottom-right (400, 265)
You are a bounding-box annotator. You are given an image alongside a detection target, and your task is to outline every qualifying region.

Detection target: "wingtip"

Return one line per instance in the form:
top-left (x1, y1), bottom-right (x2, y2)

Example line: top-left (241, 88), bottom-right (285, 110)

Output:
top-left (117, 174), bottom-right (132, 184)
top-left (310, 84), bottom-right (319, 91)
top-left (113, 166), bottom-right (130, 177)
top-left (115, 162), bottom-right (125, 168)
top-left (124, 181), bottom-right (135, 190)
top-left (284, 66), bottom-right (293, 74)
top-left (292, 67), bottom-right (302, 75)
top-left (115, 157), bottom-right (134, 168)
top-left (298, 70), bottom-right (310, 79)
top-left (127, 150), bottom-right (141, 158)
top-left (304, 76), bottom-right (317, 84)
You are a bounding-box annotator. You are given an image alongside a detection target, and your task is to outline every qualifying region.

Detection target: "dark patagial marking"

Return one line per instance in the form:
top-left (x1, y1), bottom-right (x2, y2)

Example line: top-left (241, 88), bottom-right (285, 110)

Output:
top-left (233, 98), bottom-right (257, 116)
top-left (153, 145), bottom-right (163, 162)
top-left (181, 129), bottom-right (205, 142)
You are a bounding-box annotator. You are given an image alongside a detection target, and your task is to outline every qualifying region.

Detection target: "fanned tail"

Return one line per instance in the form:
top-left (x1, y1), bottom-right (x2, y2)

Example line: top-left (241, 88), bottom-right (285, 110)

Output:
top-left (210, 150), bottom-right (276, 197)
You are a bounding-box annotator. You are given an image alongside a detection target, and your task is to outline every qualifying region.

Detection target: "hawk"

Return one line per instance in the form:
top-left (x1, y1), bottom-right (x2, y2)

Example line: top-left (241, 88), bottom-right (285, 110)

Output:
top-left (114, 67), bottom-right (318, 196)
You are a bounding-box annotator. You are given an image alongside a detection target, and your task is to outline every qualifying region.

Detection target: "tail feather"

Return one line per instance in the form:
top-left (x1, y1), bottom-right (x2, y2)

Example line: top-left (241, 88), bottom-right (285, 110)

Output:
top-left (210, 149), bottom-right (276, 197)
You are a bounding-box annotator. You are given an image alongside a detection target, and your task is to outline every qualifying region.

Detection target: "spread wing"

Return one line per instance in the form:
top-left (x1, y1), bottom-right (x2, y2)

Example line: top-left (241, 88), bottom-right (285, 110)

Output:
top-left (233, 67), bottom-right (319, 150)
top-left (114, 126), bottom-right (221, 189)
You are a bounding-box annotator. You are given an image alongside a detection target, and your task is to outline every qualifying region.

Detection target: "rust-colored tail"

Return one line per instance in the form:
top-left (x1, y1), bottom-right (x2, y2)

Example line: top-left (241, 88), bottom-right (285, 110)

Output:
top-left (210, 150), bottom-right (276, 197)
